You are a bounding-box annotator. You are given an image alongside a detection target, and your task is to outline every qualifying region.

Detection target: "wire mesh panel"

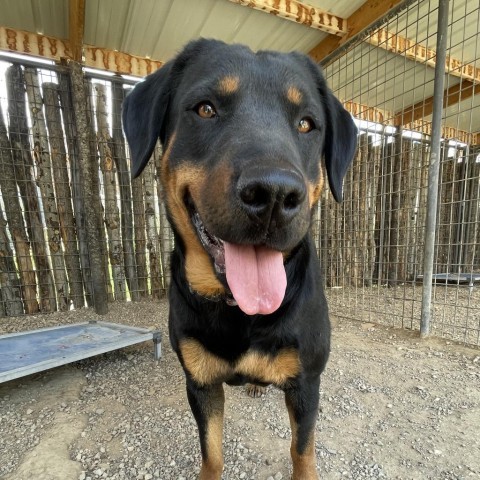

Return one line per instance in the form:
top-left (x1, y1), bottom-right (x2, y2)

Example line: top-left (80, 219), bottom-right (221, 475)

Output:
top-left (320, 0), bottom-right (480, 345)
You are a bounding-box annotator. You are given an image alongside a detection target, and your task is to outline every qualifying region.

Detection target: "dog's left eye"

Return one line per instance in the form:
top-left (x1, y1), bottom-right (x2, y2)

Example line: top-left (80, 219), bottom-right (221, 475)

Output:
top-left (196, 102), bottom-right (217, 119)
top-left (297, 117), bottom-right (314, 133)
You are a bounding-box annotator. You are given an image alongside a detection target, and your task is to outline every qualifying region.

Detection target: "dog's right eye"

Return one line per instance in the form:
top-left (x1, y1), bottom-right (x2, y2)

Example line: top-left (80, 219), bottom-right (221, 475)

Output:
top-left (196, 102), bottom-right (217, 119)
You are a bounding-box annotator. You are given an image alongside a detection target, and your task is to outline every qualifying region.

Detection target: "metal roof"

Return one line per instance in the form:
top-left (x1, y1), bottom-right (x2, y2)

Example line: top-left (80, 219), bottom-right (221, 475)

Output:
top-left (0, 0), bottom-right (478, 140)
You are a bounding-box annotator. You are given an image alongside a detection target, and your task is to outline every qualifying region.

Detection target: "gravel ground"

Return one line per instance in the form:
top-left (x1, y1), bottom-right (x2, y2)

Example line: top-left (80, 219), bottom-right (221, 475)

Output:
top-left (0, 299), bottom-right (479, 480)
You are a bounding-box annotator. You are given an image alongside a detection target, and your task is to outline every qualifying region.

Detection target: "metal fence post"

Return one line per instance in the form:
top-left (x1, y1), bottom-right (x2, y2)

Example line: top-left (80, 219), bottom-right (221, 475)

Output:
top-left (420, 0), bottom-right (450, 337)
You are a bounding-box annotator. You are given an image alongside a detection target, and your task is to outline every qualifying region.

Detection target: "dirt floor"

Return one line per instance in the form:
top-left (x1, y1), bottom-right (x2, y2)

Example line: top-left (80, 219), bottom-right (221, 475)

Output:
top-left (0, 299), bottom-right (479, 480)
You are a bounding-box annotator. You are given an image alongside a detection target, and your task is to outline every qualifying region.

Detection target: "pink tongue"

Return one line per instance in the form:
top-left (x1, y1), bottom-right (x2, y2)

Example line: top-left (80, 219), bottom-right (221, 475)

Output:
top-left (224, 242), bottom-right (287, 316)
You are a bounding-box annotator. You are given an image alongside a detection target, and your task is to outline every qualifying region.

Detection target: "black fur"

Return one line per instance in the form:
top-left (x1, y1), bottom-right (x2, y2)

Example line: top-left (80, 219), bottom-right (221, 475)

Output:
top-left (123, 38), bottom-right (357, 478)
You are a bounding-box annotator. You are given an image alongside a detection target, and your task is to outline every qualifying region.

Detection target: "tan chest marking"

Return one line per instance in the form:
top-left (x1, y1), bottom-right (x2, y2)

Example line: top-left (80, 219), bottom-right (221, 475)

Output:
top-left (180, 338), bottom-right (301, 386)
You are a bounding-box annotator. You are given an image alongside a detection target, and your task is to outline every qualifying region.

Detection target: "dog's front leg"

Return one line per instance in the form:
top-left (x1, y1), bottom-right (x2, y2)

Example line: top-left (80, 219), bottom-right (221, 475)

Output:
top-left (284, 377), bottom-right (320, 480)
top-left (187, 380), bottom-right (225, 480)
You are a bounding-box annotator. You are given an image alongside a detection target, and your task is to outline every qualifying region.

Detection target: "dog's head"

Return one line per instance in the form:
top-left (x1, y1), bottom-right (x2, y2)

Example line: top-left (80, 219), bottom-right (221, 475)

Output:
top-left (123, 39), bottom-right (357, 315)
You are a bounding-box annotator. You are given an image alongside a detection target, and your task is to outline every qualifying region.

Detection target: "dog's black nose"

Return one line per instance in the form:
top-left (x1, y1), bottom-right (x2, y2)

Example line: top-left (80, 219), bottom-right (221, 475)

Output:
top-left (237, 167), bottom-right (306, 227)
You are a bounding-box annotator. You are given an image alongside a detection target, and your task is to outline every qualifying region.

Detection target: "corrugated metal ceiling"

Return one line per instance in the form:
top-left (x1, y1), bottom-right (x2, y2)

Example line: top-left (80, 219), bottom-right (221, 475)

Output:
top-left (0, 0), bottom-right (366, 61)
top-left (0, 0), bottom-right (478, 135)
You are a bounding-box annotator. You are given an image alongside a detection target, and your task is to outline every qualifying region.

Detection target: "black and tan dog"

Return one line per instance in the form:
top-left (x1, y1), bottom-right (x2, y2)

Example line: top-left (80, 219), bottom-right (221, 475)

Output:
top-left (123, 39), bottom-right (357, 480)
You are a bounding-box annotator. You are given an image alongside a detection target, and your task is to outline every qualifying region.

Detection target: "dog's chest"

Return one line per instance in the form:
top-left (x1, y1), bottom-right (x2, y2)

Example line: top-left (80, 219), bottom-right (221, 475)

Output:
top-left (179, 338), bottom-right (301, 387)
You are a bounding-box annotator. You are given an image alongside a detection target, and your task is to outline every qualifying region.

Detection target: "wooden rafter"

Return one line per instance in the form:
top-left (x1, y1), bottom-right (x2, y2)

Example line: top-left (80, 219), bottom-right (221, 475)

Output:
top-left (367, 28), bottom-right (480, 84)
top-left (226, 0), bottom-right (347, 36)
top-left (343, 100), bottom-right (388, 125)
top-left (395, 80), bottom-right (480, 126)
top-left (309, 0), bottom-right (405, 64)
top-left (0, 27), bottom-right (162, 77)
top-left (69, 0), bottom-right (86, 62)
top-left (342, 99), bottom-right (477, 144)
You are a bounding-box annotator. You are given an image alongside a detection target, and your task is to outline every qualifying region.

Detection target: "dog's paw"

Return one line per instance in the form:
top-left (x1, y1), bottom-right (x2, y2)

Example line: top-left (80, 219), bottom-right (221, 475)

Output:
top-left (246, 383), bottom-right (266, 398)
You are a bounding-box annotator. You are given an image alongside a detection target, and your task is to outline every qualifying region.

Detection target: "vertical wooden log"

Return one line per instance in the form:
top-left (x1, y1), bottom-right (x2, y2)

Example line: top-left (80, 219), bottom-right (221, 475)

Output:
top-left (463, 149), bottom-right (480, 270)
top-left (406, 142), bottom-right (422, 280)
top-left (373, 138), bottom-right (385, 284)
top-left (452, 149), bottom-right (466, 271)
top-left (319, 188), bottom-right (338, 287)
top-left (155, 148), bottom-right (173, 291)
top-left (144, 159), bottom-right (162, 298)
top-left (68, 61), bottom-right (108, 314)
top-left (416, 141), bottom-right (430, 275)
top-left (386, 131), bottom-right (402, 286)
top-left (356, 134), bottom-right (369, 287)
top-left (94, 83), bottom-right (126, 301)
top-left (152, 142), bottom-right (169, 293)
top-left (111, 81), bottom-right (139, 300)
top-left (6, 65), bottom-right (56, 312)
top-left (24, 69), bottom-right (70, 311)
top-left (132, 176), bottom-right (148, 296)
top-left (86, 81), bottom-right (113, 302)
top-left (0, 203), bottom-right (24, 315)
top-left (42, 82), bottom-right (85, 308)
top-left (366, 140), bottom-right (380, 286)
top-left (0, 103), bottom-right (38, 313)
top-left (436, 143), bottom-right (452, 273)
top-left (58, 68), bottom-right (93, 305)
top-left (0, 288), bottom-right (4, 317)
top-left (397, 138), bottom-right (413, 282)
top-left (121, 87), bottom-right (148, 297)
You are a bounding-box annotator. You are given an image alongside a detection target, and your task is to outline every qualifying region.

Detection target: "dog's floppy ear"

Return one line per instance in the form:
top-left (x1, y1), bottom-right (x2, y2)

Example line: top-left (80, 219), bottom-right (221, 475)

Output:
top-left (122, 61), bottom-right (174, 178)
top-left (297, 55), bottom-right (357, 202)
top-left (322, 91), bottom-right (358, 202)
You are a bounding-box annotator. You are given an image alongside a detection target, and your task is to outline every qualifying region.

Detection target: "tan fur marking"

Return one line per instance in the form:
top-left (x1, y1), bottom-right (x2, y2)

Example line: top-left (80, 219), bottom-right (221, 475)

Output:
top-left (179, 339), bottom-right (300, 387)
top-left (180, 339), bottom-right (232, 386)
top-left (236, 348), bottom-right (301, 386)
top-left (286, 401), bottom-right (319, 480)
top-left (287, 86), bottom-right (303, 105)
top-left (200, 388), bottom-right (225, 480)
top-left (217, 75), bottom-right (240, 95)
top-left (308, 165), bottom-right (325, 207)
top-left (200, 413), bottom-right (224, 479)
top-left (160, 138), bottom-right (225, 298)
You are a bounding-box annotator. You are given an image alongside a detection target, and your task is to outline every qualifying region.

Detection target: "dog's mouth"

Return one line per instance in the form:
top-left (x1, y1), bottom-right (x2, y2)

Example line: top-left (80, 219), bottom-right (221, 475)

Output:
top-left (186, 195), bottom-right (287, 316)
top-left (191, 208), bottom-right (226, 276)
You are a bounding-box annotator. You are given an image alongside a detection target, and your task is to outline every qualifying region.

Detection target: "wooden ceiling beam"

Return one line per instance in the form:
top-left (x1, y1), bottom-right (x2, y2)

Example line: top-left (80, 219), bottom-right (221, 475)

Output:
top-left (226, 0), bottom-right (347, 36)
top-left (395, 80), bottom-right (480, 126)
top-left (329, 99), bottom-right (477, 144)
top-left (69, 0), bottom-right (86, 62)
top-left (367, 28), bottom-right (480, 84)
top-left (309, 0), bottom-right (405, 64)
top-left (0, 27), bottom-right (162, 77)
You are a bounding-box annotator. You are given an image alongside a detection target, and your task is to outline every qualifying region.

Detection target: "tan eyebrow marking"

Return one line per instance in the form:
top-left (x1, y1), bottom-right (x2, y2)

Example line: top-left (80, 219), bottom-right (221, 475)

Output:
top-left (217, 75), bottom-right (240, 95)
top-left (287, 86), bottom-right (303, 105)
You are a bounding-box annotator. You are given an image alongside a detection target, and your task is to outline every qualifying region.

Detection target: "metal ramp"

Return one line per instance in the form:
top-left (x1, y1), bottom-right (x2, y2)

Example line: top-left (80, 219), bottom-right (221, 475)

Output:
top-left (0, 321), bottom-right (161, 383)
